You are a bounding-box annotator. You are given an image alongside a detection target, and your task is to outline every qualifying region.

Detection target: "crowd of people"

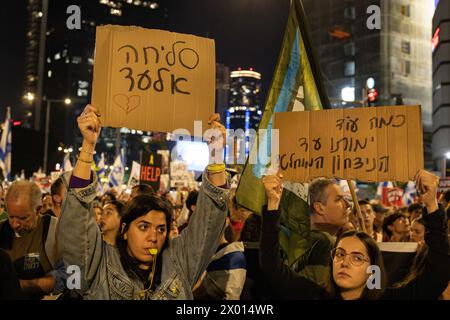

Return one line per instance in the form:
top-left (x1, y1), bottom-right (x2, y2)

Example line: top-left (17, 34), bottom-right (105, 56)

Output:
top-left (0, 105), bottom-right (449, 300)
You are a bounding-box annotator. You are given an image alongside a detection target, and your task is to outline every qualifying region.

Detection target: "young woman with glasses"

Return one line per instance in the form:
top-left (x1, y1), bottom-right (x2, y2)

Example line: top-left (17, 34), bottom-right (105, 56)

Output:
top-left (260, 170), bottom-right (449, 300)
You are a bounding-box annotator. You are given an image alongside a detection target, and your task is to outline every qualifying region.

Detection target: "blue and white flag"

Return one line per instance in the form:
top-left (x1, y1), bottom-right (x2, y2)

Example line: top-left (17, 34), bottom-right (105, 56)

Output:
top-left (96, 153), bottom-right (106, 178)
top-left (108, 150), bottom-right (125, 188)
top-left (0, 107), bottom-right (12, 181)
top-left (403, 181), bottom-right (416, 206)
top-left (62, 153), bottom-right (73, 171)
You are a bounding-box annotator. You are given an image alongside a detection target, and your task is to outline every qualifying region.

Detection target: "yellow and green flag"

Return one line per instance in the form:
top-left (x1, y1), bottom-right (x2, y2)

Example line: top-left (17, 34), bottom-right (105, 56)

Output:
top-left (235, 0), bottom-right (330, 265)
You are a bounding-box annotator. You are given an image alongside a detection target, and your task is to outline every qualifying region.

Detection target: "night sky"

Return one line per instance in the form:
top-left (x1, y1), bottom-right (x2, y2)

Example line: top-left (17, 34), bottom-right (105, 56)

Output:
top-left (1, 0), bottom-right (291, 120)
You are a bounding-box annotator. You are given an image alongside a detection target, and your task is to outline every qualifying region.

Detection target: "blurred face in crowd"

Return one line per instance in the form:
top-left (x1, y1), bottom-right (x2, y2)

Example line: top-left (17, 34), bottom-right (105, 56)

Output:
top-left (360, 204), bottom-right (376, 231)
top-left (118, 192), bottom-right (130, 204)
top-left (100, 203), bottom-right (121, 235)
top-left (93, 206), bottom-right (102, 224)
top-left (169, 221), bottom-right (179, 240)
top-left (125, 210), bottom-right (167, 266)
top-left (315, 184), bottom-right (351, 227)
top-left (373, 212), bottom-right (384, 230)
top-left (7, 197), bottom-right (38, 236)
top-left (410, 220), bottom-right (425, 243)
top-left (41, 194), bottom-right (54, 213)
top-left (332, 236), bottom-right (371, 298)
top-left (388, 216), bottom-right (410, 235)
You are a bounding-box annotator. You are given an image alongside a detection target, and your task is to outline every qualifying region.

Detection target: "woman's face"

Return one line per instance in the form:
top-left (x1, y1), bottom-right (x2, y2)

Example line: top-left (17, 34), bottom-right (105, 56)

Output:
top-left (332, 236), bottom-right (371, 296)
top-left (125, 210), bottom-right (167, 265)
top-left (100, 204), bottom-right (121, 234)
top-left (93, 207), bottom-right (102, 224)
top-left (410, 221), bottom-right (425, 243)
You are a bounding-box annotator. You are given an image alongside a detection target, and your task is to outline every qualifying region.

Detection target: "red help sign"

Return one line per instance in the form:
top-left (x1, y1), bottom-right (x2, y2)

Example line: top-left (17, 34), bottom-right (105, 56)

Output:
top-left (382, 187), bottom-right (404, 207)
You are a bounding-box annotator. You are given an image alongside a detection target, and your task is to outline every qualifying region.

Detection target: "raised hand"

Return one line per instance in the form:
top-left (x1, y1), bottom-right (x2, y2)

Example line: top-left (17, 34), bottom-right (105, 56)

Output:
top-left (414, 169), bottom-right (439, 214)
top-left (78, 104), bottom-right (102, 146)
top-left (262, 172), bottom-right (283, 211)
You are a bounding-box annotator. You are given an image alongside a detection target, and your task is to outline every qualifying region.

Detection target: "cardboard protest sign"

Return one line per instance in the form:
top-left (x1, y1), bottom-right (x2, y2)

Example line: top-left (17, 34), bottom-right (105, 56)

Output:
top-left (92, 25), bottom-right (215, 134)
top-left (273, 106), bottom-right (423, 182)
top-left (140, 149), bottom-right (162, 191)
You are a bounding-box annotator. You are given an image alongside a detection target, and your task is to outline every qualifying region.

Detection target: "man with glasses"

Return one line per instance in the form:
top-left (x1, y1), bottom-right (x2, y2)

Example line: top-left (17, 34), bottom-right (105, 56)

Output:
top-left (291, 178), bottom-right (352, 286)
top-left (0, 180), bottom-right (62, 299)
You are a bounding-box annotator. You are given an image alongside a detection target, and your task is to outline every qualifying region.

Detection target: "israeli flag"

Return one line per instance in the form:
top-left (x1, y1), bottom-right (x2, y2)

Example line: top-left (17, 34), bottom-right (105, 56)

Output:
top-left (108, 150), bottom-right (125, 188)
top-left (0, 107), bottom-right (12, 181)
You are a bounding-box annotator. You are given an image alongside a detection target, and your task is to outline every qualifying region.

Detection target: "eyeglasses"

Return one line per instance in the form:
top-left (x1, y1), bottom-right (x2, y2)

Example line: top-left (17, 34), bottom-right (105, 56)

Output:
top-left (331, 248), bottom-right (370, 266)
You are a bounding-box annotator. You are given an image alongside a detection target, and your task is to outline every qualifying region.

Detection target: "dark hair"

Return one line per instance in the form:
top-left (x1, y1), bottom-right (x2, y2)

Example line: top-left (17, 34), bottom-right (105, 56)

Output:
top-left (50, 177), bottom-right (64, 196)
top-left (382, 213), bottom-right (406, 239)
top-left (41, 193), bottom-right (51, 200)
top-left (442, 190), bottom-right (450, 203)
top-left (325, 231), bottom-right (387, 300)
top-left (102, 192), bottom-right (116, 205)
top-left (408, 203), bottom-right (423, 213)
top-left (105, 200), bottom-right (126, 218)
top-left (116, 194), bottom-right (172, 279)
top-left (186, 190), bottom-right (199, 213)
top-left (239, 214), bottom-right (261, 242)
top-left (358, 200), bottom-right (371, 207)
top-left (132, 184), bottom-right (154, 197)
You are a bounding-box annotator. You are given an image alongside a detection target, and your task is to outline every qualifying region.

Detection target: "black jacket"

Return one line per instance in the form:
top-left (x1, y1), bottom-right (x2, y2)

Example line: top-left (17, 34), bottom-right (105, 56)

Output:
top-left (260, 207), bottom-right (449, 300)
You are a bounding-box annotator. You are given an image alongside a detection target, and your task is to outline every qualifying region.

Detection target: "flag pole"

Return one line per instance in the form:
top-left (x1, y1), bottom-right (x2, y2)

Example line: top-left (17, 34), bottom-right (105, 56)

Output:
top-left (348, 180), bottom-right (366, 233)
top-left (294, 0), bottom-right (368, 233)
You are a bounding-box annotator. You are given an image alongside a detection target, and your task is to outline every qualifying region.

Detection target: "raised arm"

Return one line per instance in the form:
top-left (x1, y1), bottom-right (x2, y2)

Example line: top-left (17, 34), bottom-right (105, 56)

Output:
top-left (385, 170), bottom-right (449, 299)
top-left (259, 173), bottom-right (324, 299)
top-left (170, 114), bottom-right (229, 288)
top-left (57, 105), bottom-right (103, 293)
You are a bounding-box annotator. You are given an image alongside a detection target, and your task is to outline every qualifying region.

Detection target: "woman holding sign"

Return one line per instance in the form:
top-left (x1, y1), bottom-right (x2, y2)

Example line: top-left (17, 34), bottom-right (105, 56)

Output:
top-left (57, 105), bottom-right (229, 300)
top-left (260, 170), bottom-right (449, 299)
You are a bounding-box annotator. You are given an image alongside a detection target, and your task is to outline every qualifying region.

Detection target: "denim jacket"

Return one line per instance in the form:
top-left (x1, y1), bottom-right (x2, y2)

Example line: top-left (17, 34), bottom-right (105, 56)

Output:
top-left (57, 170), bottom-right (228, 300)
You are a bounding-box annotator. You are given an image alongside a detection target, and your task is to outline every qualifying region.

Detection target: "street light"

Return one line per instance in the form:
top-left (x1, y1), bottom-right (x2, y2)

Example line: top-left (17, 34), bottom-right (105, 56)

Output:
top-left (43, 97), bottom-right (73, 174)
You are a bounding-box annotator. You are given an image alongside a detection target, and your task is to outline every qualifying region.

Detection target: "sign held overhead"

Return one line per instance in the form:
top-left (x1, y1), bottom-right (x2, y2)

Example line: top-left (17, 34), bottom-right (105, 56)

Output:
top-left (92, 25), bottom-right (215, 135)
top-left (273, 106), bottom-right (423, 182)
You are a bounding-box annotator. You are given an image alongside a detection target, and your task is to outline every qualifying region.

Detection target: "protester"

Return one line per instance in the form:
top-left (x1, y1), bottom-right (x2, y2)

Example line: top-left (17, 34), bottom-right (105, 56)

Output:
top-left (260, 170), bottom-right (449, 299)
top-left (177, 190), bottom-right (198, 233)
top-left (101, 192), bottom-right (116, 206)
top-left (93, 200), bottom-right (103, 225)
top-left (291, 177), bottom-right (351, 285)
top-left (0, 180), bottom-right (64, 299)
top-left (99, 200), bottom-right (125, 246)
top-left (383, 212), bottom-right (411, 242)
top-left (57, 106), bottom-right (229, 299)
top-left (130, 184), bottom-right (154, 199)
top-left (50, 177), bottom-right (66, 218)
top-left (359, 200), bottom-right (383, 242)
top-left (410, 217), bottom-right (426, 244)
top-left (408, 203), bottom-right (424, 222)
top-left (40, 193), bottom-right (56, 217)
top-left (193, 218), bottom-right (246, 300)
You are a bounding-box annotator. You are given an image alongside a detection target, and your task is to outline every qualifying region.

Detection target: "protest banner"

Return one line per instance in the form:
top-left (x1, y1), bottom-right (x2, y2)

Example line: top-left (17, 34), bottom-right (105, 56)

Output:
top-left (140, 149), bottom-right (162, 191)
top-left (273, 105), bottom-right (423, 182)
top-left (92, 25), bottom-right (215, 134)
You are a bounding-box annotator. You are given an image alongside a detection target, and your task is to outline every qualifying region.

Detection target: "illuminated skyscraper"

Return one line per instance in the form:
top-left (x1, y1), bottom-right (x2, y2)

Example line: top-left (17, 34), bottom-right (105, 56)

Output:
top-left (226, 68), bottom-right (262, 162)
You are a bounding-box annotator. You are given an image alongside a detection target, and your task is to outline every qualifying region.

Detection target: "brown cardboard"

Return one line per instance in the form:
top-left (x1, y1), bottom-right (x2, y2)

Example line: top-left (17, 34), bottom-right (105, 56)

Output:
top-left (92, 25), bottom-right (215, 135)
top-left (273, 106), bottom-right (424, 182)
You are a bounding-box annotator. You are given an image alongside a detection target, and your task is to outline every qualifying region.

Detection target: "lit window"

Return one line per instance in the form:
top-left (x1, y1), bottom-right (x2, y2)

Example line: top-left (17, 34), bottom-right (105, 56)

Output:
top-left (78, 80), bottom-right (89, 89)
top-left (401, 5), bottom-right (410, 17)
top-left (48, 70), bottom-right (52, 78)
top-left (54, 52), bottom-right (61, 60)
top-left (72, 56), bottom-right (82, 64)
top-left (401, 41), bottom-right (410, 54)
top-left (77, 89), bottom-right (88, 97)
